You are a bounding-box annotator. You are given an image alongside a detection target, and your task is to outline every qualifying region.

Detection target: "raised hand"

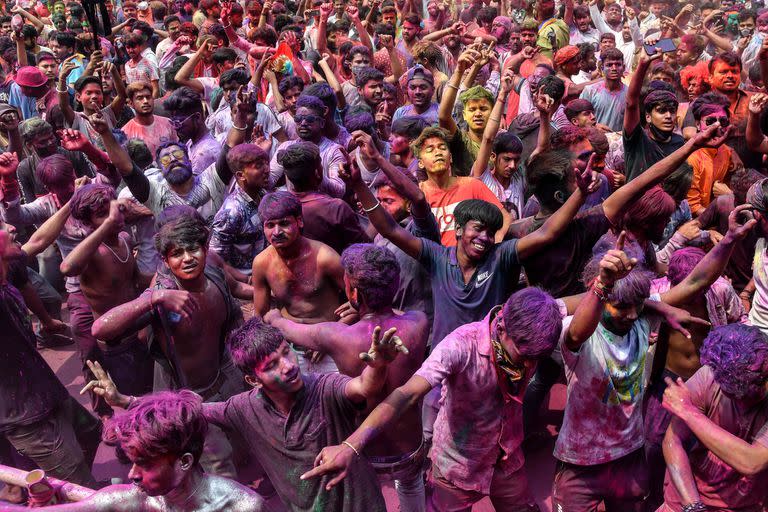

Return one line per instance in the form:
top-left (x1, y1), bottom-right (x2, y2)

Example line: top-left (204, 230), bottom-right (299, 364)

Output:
top-left (0, 152), bottom-right (19, 178)
top-left (300, 442), bottom-right (356, 490)
top-left (662, 376), bottom-right (695, 418)
top-left (352, 130), bottom-right (380, 160)
top-left (338, 154), bottom-right (363, 185)
top-left (59, 56), bottom-right (79, 82)
top-left (521, 45), bottom-right (538, 60)
top-left (597, 231), bottom-right (637, 287)
top-left (0, 108), bottom-right (19, 133)
top-left (575, 153), bottom-right (600, 194)
top-left (231, 85), bottom-right (256, 120)
top-left (456, 46), bottom-right (481, 72)
top-left (104, 200), bottom-right (126, 231)
top-left (727, 204), bottom-right (758, 241)
top-left (534, 91), bottom-right (557, 117)
top-left (692, 121), bottom-right (731, 149)
top-left (252, 123), bottom-right (272, 153)
top-left (58, 129), bottom-right (90, 152)
top-left (359, 326), bottom-right (408, 367)
top-left (150, 289), bottom-right (199, 319)
top-left (80, 360), bottom-right (130, 408)
top-left (319, 1), bottom-right (333, 18)
top-left (378, 33), bottom-right (394, 50)
top-left (750, 93), bottom-right (768, 114)
top-left (346, 4), bottom-right (359, 19)
top-left (88, 111), bottom-right (111, 135)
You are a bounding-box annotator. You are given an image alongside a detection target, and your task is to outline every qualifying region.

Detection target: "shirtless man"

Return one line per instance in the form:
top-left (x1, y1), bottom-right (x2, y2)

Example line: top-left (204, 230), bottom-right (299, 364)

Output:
top-left (92, 213), bottom-right (244, 478)
top-left (251, 190), bottom-right (348, 373)
top-left (6, 389), bottom-right (265, 512)
top-left (60, 184), bottom-right (153, 413)
top-left (266, 243), bottom-right (429, 512)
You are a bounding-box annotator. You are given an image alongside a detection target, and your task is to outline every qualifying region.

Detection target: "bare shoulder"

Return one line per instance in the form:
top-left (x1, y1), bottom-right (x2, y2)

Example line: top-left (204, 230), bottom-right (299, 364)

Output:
top-left (207, 475), bottom-right (268, 512)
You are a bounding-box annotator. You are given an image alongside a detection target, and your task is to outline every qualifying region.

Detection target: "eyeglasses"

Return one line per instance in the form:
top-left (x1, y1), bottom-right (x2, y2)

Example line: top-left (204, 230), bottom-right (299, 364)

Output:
top-left (704, 116), bottom-right (730, 127)
top-left (294, 114), bottom-right (323, 125)
top-left (159, 149), bottom-right (187, 166)
top-left (170, 112), bottom-right (198, 128)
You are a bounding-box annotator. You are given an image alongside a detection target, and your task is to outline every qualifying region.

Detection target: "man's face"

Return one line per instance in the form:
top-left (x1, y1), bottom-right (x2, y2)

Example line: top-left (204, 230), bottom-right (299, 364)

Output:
top-left (697, 105), bottom-right (729, 133)
top-left (521, 29), bottom-right (537, 47)
top-left (207, 2), bottom-right (221, 17)
top-left (418, 136), bottom-right (451, 177)
top-left (444, 33), bottom-right (461, 49)
top-left (77, 83), bottom-right (104, 111)
top-left (508, 30), bottom-right (522, 53)
top-left (251, 341), bottom-right (304, 394)
top-left (685, 76), bottom-right (706, 100)
top-left (491, 20), bottom-right (509, 42)
top-left (37, 58), bottom-right (57, 80)
top-left (601, 57), bottom-right (624, 80)
top-left (711, 61), bottom-right (741, 93)
top-left (572, 109), bottom-right (596, 127)
top-left (127, 454), bottom-right (183, 497)
top-left (53, 2), bottom-right (65, 15)
top-left (165, 243), bottom-right (206, 282)
top-left (389, 132), bottom-right (410, 155)
top-left (158, 144), bottom-right (193, 185)
top-left (264, 215), bottom-right (302, 249)
top-left (569, 138), bottom-right (594, 175)
top-left (603, 301), bottom-right (644, 335)
top-left (236, 160), bottom-right (269, 192)
top-left (493, 152), bottom-right (520, 181)
top-left (49, 39), bottom-right (70, 61)
top-left (676, 42), bottom-right (698, 67)
top-left (605, 4), bottom-right (622, 24)
top-left (231, 11), bottom-right (244, 27)
top-left (457, 220), bottom-right (495, 260)
top-left (647, 103), bottom-right (676, 132)
top-left (130, 89), bottom-right (154, 115)
top-left (170, 111), bottom-right (200, 142)
top-left (463, 98), bottom-right (492, 133)
top-left (402, 20), bottom-right (420, 42)
top-left (407, 78), bottom-right (433, 109)
top-left (740, 17), bottom-right (756, 35)
top-left (294, 106), bottom-right (324, 141)
top-left (126, 41), bottom-right (142, 60)
top-left (649, 1), bottom-right (665, 16)
top-left (283, 86), bottom-right (302, 115)
top-left (758, 16), bottom-right (768, 34)
top-left (382, 11), bottom-right (397, 26)
top-left (360, 79), bottom-right (384, 107)
top-left (167, 21), bottom-right (181, 40)
top-left (350, 53), bottom-right (371, 77)
top-left (427, 2), bottom-right (438, 16)
top-left (124, 5), bottom-right (138, 18)
top-left (537, 0), bottom-right (555, 19)
top-left (581, 53), bottom-right (597, 72)
top-left (599, 37), bottom-right (615, 52)
top-left (376, 185), bottom-right (409, 222)
top-left (650, 70), bottom-right (673, 84)
top-left (575, 13), bottom-right (591, 32)
top-left (30, 129), bottom-right (58, 157)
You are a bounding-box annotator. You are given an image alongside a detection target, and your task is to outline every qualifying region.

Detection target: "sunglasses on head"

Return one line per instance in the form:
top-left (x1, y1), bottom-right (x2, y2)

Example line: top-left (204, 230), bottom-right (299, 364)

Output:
top-left (704, 116), bottom-right (730, 127)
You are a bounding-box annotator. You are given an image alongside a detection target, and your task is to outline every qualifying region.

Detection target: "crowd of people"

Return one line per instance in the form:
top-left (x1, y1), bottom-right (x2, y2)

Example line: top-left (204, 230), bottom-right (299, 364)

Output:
top-left (2, 0), bottom-right (768, 509)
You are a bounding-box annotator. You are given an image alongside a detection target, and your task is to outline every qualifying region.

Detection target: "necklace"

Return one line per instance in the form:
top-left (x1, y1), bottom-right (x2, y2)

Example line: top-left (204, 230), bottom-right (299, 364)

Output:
top-left (160, 476), bottom-right (205, 511)
top-left (101, 237), bottom-right (129, 264)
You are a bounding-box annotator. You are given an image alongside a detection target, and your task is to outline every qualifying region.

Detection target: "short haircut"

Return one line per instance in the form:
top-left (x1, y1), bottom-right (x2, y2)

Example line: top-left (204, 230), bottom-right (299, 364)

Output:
top-left (402, 12), bottom-right (422, 26)
top-left (739, 9), bottom-right (757, 22)
top-left (709, 51), bottom-right (742, 73)
top-left (582, 252), bottom-right (653, 305)
top-left (278, 75), bottom-right (304, 95)
top-left (550, 125), bottom-right (588, 151)
top-left (227, 318), bottom-right (285, 375)
top-left (126, 81), bottom-right (153, 100)
top-left (348, 45), bottom-right (371, 61)
top-left (258, 190), bottom-right (302, 222)
top-left (584, 126), bottom-right (608, 156)
top-left (127, 139), bottom-right (153, 169)
top-left (218, 68), bottom-right (250, 88)
top-left (680, 33), bottom-right (706, 55)
top-left (226, 143), bottom-right (269, 175)
top-left (701, 324), bottom-right (768, 399)
top-left (70, 183), bottom-right (116, 225)
top-left (162, 86), bottom-right (203, 116)
top-left (341, 244), bottom-right (400, 309)
top-left (526, 150), bottom-right (571, 211)
top-left (105, 390), bottom-right (207, 465)
top-left (667, 247), bottom-right (706, 286)
top-left (155, 140), bottom-right (187, 163)
top-left (344, 111), bottom-right (375, 133)
top-left (20, 117), bottom-right (53, 144)
top-left (410, 126), bottom-right (449, 158)
top-left (690, 91), bottom-right (731, 121)
top-left (35, 154), bottom-right (74, 190)
top-left (163, 14), bottom-right (181, 28)
top-left (391, 115), bottom-right (428, 139)
top-left (21, 25), bottom-right (38, 39)
top-left (371, 166), bottom-right (417, 190)
top-left (54, 31), bottom-right (77, 49)
top-left (295, 94), bottom-right (326, 116)
top-left (600, 47), bottom-right (624, 63)
top-left (251, 26), bottom-right (278, 46)
top-left (460, 85), bottom-right (494, 106)
top-left (302, 81), bottom-right (337, 112)
top-left (356, 66), bottom-right (385, 88)
top-left (493, 131), bottom-right (523, 155)
top-left (124, 32), bottom-right (145, 47)
top-left (277, 142), bottom-right (320, 189)
top-left (573, 5), bottom-right (590, 17)
top-left (501, 287), bottom-right (562, 358)
top-left (453, 199), bottom-right (503, 233)
top-left (731, 167), bottom-right (765, 204)
top-left (165, 56), bottom-right (190, 91)
top-left (662, 163), bottom-right (693, 203)
top-left (600, 32), bottom-right (615, 42)
top-left (375, 22), bottom-right (396, 37)
top-left (621, 186), bottom-right (676, 234)
top-left (537, 75), bottom-right (566, 103)
top-left (212, 48), bottom-right (238, 65)
top-left (73, 75), bottom-right (101, 93)
top-left (154, 212), bottom-right (210, 256)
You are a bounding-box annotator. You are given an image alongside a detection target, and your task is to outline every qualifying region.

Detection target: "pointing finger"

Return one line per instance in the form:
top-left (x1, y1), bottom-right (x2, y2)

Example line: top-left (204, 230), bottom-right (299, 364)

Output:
top-left (615, 230), bottom-right (626, 251)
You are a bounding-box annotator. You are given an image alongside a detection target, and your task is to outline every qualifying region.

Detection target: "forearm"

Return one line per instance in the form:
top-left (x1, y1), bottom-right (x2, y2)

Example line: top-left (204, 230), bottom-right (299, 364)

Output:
top-left (345, 385), bottom-right (420, 450)
top-left (317, 16), bottom-right (329, 54)
top-left (705, 29), bottom-right (734, 52)
top-left (57, 79), bottom-right (74, 122)
top-left (685, 233), bottom-right (737, 289)
top-left (60, 222), bottom-right (111, 276)
top-left (101, 129), bottom-right (134, 176)
top-left (319, 61), bottom-right (344, 109)
top-left (461, 64), bottom-right (482, 89)
top-left (746, 110), bottom-right (768, 152)
top-left (92, 294), bottom-right (153, 341)
top-left (82, 142), bottom-right (111, 172)
top-left (375, 153), bottom-right (428, 215)
top-left (21, 202), bottom-right (71, 257)
top-left (388, 48), bottom-right (404, 82)
top-left (15, 39), bottom-right (27, 67)
top-left (663, 422), bottom-right (702, 505)
top-left (6, 128), bottom-right (22, 156)
top-left (438, 68), bottom-right (461, 130)
top-left (353, 18), bottom-right (373, 51)
top-left (530, 112), bottom-right (551, 161)
top-left (269, 316), bottom-right (322, 351)
top-left (566, 284), bottom-right (603, 350)
top-left (175, 53), bottom-right (201, 87)
top-left (423, 27), bottom-right (452, 42)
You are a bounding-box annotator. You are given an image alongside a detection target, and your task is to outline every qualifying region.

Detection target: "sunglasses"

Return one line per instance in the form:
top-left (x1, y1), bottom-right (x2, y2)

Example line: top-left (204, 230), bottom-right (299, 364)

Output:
top-left (170, 112), bottom-right (198, 128)
top-left (704, 116), bottom-right (730, 127)
top-left (294, 114), bottom-right (323, 125)
top-left (159, 149), bottom-right (187, 166)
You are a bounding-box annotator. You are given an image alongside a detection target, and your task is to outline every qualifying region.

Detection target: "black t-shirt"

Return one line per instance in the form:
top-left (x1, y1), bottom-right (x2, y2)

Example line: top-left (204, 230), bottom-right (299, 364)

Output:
top-left (623, 124), bottom-right (685, 182)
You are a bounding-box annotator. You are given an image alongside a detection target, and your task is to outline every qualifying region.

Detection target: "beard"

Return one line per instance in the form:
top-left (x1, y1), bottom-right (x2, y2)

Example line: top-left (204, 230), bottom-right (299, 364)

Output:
top-left (163, 164), bottom-right (193, 185)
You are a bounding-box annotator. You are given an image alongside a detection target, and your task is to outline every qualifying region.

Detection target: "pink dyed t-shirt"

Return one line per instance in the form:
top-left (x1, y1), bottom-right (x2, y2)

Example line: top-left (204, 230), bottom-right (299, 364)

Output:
top-left (415, 307), bottom-right (530, 493)
top-left (662, 365), bottom-right (768, 511)
top-left (121, 115), bottom-right (178, 159)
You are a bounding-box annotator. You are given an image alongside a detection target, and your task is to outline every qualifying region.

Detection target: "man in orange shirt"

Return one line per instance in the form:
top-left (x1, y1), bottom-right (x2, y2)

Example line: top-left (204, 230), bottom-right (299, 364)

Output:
top-left (686, 92), bottom-right (742, 216)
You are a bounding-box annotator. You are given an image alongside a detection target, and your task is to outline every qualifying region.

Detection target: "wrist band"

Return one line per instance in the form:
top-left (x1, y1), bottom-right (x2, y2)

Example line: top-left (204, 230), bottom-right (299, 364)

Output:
top-left (362, 200), bottom-right (381, 213)
top-left (342, 441), bottom-right (360, 457)
top-left (446, 83), bottom-right (459, 91)
top-left (682, 503), bottom-right (707, 512)
top-left (489, 117), bottom-right (501, 123)
top-left (232, 124), bottom-right (248, 131)
top-left (56, 86), bottom-right (69, 94)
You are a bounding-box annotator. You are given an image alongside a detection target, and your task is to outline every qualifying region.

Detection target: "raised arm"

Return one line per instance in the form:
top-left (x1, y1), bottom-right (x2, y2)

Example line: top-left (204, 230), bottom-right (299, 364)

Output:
top-left (58, 129), bottom-right (113, 177)
top-left (342, 154), bottom-right (423, 260)
top-left (528, 88), bottom-right (558, 163)
top-left (10, 5), bottom-right (45, 32)
top-left (60, 201), bottom-right (123, 277)
top-left (439, 46), bottom-right (479, 136)
top-left (318, 55), bottom-right (346, 110)
top-left (602, 123), bottom-right (729, 224)
top-left (346, 5), bottom-right (373, 52)
top-left (57, 57), bottom-right (79, 125)
top-left (21, 198), bottom-right (72, 257)
top-left (661, 205), bottom-right (756, 306)
top-left (104, 62), bottom-right (127, 116)
top-left (174, 41), bottom-right (212, 95)
top-left (471, 69), bottom-right (513, 177)
top-left (746, 93), bottom-right (768, 153)
top-left (265, 310), bottom-right (335, 352)
top-left (625, 48), bottom-right (662, 134)
top-left (316, 2), bottom-right (332, 56)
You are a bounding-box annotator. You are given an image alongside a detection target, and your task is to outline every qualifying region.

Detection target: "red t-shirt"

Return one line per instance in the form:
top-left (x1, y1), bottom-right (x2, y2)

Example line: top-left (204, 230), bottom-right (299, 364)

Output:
top-left (420, 177), bottom-right (505, 247)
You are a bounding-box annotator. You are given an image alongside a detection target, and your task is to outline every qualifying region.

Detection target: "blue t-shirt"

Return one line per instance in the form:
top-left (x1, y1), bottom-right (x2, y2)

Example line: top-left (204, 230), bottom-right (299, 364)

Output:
top-left (420, 238), bottom-right (520, 347)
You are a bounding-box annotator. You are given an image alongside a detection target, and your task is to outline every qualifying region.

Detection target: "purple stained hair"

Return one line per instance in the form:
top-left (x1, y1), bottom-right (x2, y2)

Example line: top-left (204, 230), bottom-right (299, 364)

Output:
top-left (105, 390), bottom-right (207, 464)
top-left (582, 251), bottom-right (653, 306)
top-left (667, 247), bottom-right (706, 286)
top-left (502, 287), bottom-right (562, 358)
top-left (340, 244), bottom-right (400, 310)
top-left (69, 183), bottom-right (116, 226)
top-left (701, 324), bottom-right (768, 400)
top-left (257, 190), bottom-right (302, 222)
top-left (227, 318), bottom-right (284, 376)
top-left (621, 186), bottom-right (676, 234)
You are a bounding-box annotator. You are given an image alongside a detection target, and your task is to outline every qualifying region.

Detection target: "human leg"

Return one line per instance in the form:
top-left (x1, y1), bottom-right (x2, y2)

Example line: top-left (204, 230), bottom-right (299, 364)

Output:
top-left (488, 465), bottom-right (540, 512)
top-left (426, 466), bottom-right (480, 512)
top-left (602, 449), bottom-right (649, 512)
top-left (551, 460), bottom-right (603, 512)
top-left (643, 370), bottom-right (678, 512)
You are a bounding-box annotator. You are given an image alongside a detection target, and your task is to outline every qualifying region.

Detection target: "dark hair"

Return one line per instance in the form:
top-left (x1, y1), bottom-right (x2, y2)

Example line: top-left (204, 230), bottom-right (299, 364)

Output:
top-left (573, 5), bottom-right (590, 17)
top-left (600, 32), bottom-right (615, 42)
top-left (251, 25), bottom-right (278, 46)
top-left (493, 131), bottom-right (523, 155)
top-left (165, 56), bottom-right (190, 91)
top-left (601, 47), bottom-right (624, 63)
top-left (226, 143), bottom-right (269, 175)
top-left (212, 47), bottom-right (237, 65)
top-left (163, 86), bottom-right (203, 116)
top-left (374, 22), bottom-right (396, 37)
top-left (154, 211), bottom-right (210, 256)
top-left (739, 9), bottom-right (757, 22)
top-left (402, 12), bottom-right (422, 26)
top-left (164, 14), bottom-right (181, 28)
top-left (218, 68), bottom-right (250, 88)
top-left (391, 115), bottom-right (428, 138)
top-left (690, 91), bottom-right (732, 121)
top-left (348, 45), bottom-right (372, 61)
top-left (295, 94), bottom-right (326, 117)
top-left (731, 167), bottom-right (765, 204)
top-left (277, 142), bottom-right (320, 189)
top-left (538, 75), bottom-right (566, 103)
top-left (501, 288), bottom-right (562, 358)
top-left (54, 31), bottom-right (77, 49)
top-left (258, 190), bottom-right (302, 222)
top-left (701, 324), bottom-right (768, 399)
top-left (132, 21), bottom-right (154, 38)
top-left (356, 66), bottom-right (385, 88)
top-left (454, 199), bottom-right (503, 233)
top-left (302, 81), bottom-right (337, 113)
top-left (154, 140), bottom-right (188, 164)
top-left (411, 126), bottom-right (449, 157)
top-left (341, 244), bottom-right (400, 309)
top-left (709, 51), bottom-right (742, 73)
top-left (227, 319), bottom-right (284, 376)
top-left (550, 125), bottom-right (588, 150)
top-left (73, 75), bottom-right (101, 93)
top-left (21, 25), bottom-right (38, 40)
top-left (127, 139), bottom-right (154, 169)
top-left (662, 163), bottom-right (694, 202)
top-left (70, 183), bottom-right (116, 225)
top-left (152, 3), bottom-right (167, 20)
top-left (278, 75), bottom-right (304, 95)
top-left (576, 42), bottom-right (595, 60)
top-left (527, 150), bottom-right (571, 211)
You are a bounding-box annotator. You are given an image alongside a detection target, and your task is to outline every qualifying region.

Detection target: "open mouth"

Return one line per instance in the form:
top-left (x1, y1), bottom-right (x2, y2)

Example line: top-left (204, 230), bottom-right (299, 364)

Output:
top-left (471, 241), bottom-right (488, 252)
top-left (284, 368), bottom-right (300, 383)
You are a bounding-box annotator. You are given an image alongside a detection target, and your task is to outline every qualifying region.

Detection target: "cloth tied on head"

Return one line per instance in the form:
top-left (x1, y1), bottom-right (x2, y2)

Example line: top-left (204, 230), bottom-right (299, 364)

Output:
top-left (553, 45), bottom-right (580, 68)
top-left (747, 178), bottom-right (768, 213)
top-left (493, 16), bottom-right (513, 31)
top-left (643, 89), bottom-right (678, 107)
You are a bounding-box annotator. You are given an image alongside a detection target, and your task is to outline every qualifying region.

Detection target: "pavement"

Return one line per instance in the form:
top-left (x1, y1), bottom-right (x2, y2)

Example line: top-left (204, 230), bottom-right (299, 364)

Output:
top-left (18, 343), bottom-right (568, 511)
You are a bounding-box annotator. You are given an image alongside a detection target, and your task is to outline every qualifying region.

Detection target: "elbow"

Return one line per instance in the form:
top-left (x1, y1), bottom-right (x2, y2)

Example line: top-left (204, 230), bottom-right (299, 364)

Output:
top-left (59, 261), bottom-right (76, 277)
top-left (734, 458), bottom-right (768, 476)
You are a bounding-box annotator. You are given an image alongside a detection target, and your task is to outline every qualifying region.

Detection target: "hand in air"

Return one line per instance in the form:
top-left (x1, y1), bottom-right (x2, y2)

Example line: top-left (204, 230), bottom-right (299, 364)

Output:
top-left (359, 326), bottom-right (409, 368)
top-left (597, 231), bottom-right (637, 287)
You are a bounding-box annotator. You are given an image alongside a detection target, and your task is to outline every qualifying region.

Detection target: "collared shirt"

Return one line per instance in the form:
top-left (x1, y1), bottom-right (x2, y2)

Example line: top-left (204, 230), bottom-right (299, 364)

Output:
top-left (210, 184), bottom-right (265, 275)
top-left (269, 137), bottom-right (347, 198)
top-left (415, 307), bottom-right (528, 493)
top-left (202, 373), bottom-right (386, 512)
top-left (686, 145), bottom-right (738, 214)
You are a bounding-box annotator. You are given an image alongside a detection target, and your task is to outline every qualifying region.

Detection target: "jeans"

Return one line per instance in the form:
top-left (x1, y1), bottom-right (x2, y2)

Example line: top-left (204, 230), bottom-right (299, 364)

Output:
top-left (26, 268), bottom-right (62, 320)
top-left (35, 244), bottom-right (64, 293)
top-left (370, 441), bottom-right (427, 512)
top-left (522, 349), bottom-right (564, 436)
top-left (3, 397), bottom-right (100, 488)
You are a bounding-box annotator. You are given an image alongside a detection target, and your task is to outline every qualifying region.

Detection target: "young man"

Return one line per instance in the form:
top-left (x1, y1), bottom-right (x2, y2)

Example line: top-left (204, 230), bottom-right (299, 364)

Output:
top-left (210, 143), bottom-right (269, 276)
top-left (50, 31), bottom-right (85, 86)
top-left (355, 66), bottom-right (386, 114)
top-left (266, 243), bottom-right (430, 512)
top-left (280, 142), bottom-right (370, 256)
top-left (553, 205), bottom-right (755, 510)
top-left (388, 116), bottom-right (428, 177)
top-left (623, 49), bottom-right (685, 181)
top-left (9, 66), bottom-right (56, 121)
top-left (92, 213), bottom-right (244, 478)
top-left (569, 5), bottom-right (600, 46)
top-left (302, 287), bottom-right (563, 511)
top-left (60, 184), bottom-right (153, 414)
top-left (12, 389), bottom-right (266, 511)
top-left (121, 81), bottom-right (177, 158)
top-left (163, 86), bottom-right (221, 176)
top-left (393, 65), bottom-right (438, 126)
top-left (58, 61), bottom-right (126, 151)
top-left (124, 32), bottom-right (160, 97)
top-left (578, 47), bottom-right (627, 132)
top-left (660, 324), bottom-right (768, 511)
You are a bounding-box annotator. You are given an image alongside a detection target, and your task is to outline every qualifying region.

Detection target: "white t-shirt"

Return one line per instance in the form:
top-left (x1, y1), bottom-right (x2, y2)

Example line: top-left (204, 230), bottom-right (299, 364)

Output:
top-left (554, 306), bottom-right (654, 465)
top-left (143, 162), bottom-right (227, 222)
top-left (749, 238), bottom-right (768, 335)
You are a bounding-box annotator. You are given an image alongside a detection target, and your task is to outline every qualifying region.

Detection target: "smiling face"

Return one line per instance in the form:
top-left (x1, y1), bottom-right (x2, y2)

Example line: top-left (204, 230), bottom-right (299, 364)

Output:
top-left (407, 78), bottom-right (434, 109)
top-left (457, 220), bottom-right (495, 260)
top-left (264, 215), bottom-right (302, 249)
top-left (417, 136), bottom-right (452, 177)
top-left (77, 83), bottom-right (105, 112)
top-left (605, 4), bottom-right (623, 24)
top-left (164, 242), bottom-right (206, 282)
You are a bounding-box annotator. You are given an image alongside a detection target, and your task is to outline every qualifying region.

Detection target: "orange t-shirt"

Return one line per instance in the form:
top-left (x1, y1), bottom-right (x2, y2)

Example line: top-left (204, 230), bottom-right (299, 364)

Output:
top-left (686, 145), bottom-right (738, 215)
top-left (420, 177), bottom-right (506, 247)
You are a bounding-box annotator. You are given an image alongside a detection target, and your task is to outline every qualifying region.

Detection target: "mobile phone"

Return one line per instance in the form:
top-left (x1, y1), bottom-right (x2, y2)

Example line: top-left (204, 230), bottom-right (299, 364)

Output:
top-left (644, 38), bottom-right (676, 55)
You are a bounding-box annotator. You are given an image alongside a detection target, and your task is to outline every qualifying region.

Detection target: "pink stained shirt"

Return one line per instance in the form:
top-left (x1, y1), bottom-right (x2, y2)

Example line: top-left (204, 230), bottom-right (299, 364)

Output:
top-left (415, 306), bottom-right (530, 493)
